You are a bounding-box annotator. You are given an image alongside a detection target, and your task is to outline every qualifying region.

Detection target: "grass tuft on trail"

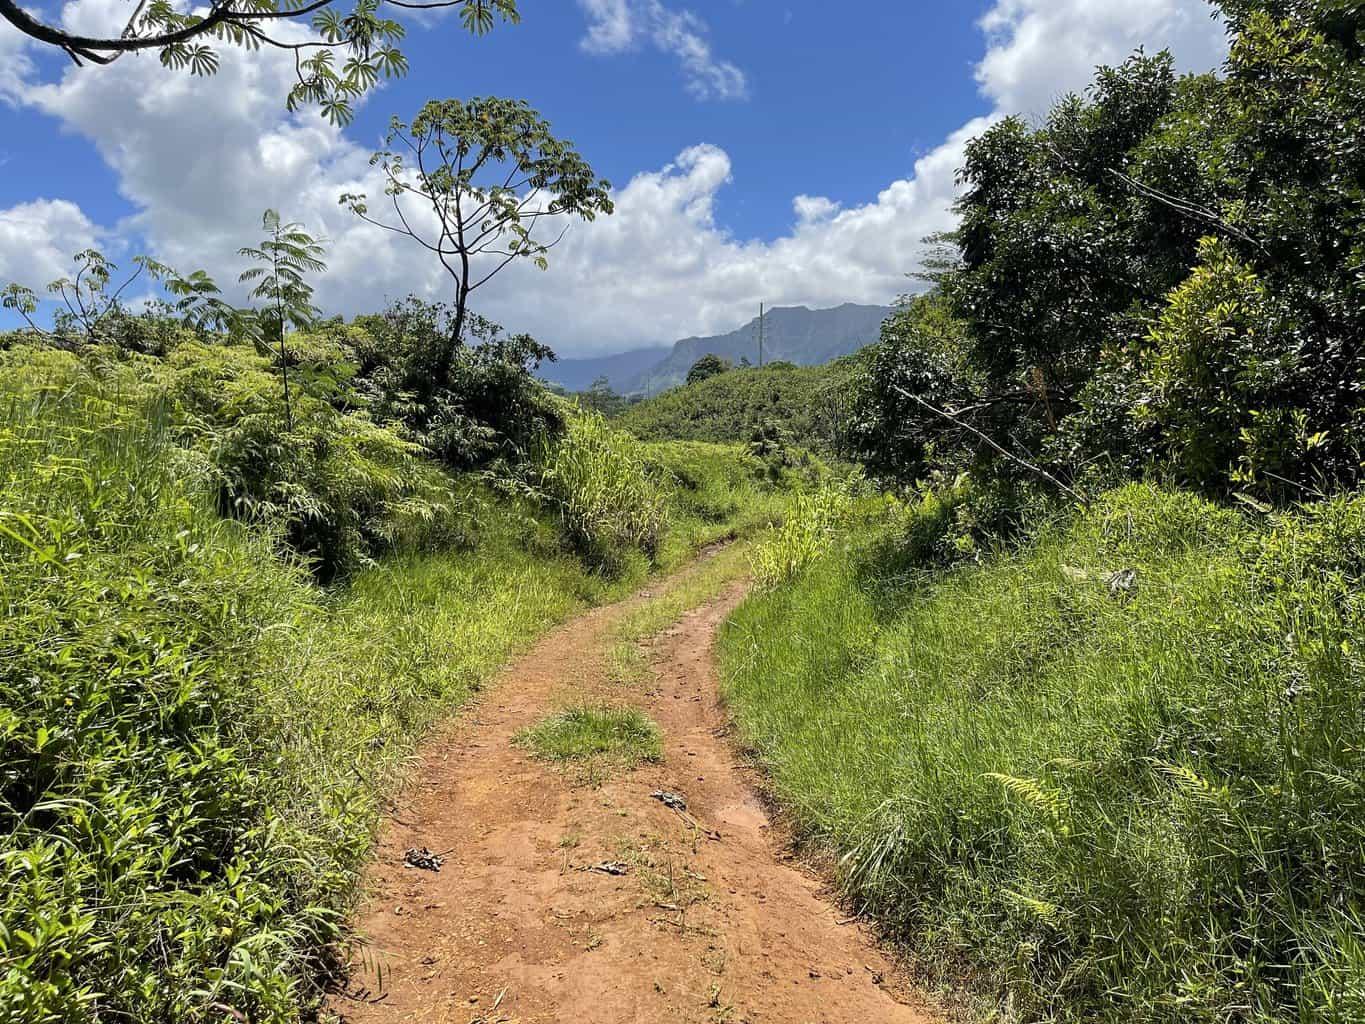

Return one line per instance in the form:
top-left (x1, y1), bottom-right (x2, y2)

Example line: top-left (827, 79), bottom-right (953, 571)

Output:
top-left (516, 706), bottom-right (663, 769)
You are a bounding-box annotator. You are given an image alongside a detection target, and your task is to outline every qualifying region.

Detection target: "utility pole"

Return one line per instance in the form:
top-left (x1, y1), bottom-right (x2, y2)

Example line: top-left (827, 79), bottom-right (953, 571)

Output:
top-left (758, 302), bottom-right (765, 368)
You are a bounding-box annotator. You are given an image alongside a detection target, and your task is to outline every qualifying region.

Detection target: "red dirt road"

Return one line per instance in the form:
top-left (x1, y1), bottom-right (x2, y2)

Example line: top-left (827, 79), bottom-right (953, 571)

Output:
top-left (330, 557), bottom-right (939, 1024)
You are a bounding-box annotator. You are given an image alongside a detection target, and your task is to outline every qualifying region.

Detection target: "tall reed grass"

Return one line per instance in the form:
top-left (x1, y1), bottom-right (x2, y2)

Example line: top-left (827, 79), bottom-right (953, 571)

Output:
top-left (720, 484), bottom-right (1365, 1023)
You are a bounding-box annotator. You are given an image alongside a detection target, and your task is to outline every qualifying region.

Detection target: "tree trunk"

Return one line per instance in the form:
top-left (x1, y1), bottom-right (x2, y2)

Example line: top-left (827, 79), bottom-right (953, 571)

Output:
top-left (278, 315), bottom-right (293, 433)
top-left (443, 267), bottom-right (471, 384)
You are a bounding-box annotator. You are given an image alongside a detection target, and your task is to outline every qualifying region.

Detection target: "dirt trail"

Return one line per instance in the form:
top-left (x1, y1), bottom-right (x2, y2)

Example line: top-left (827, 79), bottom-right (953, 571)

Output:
top-left (331, 554), bottom-right (938, 1024)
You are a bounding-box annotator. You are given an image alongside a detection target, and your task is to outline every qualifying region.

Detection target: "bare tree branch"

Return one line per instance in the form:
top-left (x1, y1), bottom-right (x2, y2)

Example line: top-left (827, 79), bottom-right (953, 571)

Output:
top-left (890, 384), bottom-right (1090, 506)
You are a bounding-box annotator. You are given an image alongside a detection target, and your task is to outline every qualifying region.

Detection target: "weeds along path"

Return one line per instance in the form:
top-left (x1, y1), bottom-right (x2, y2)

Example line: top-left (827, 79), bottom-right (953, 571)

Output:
top-left (330, 548), bottom-right (937, 1024)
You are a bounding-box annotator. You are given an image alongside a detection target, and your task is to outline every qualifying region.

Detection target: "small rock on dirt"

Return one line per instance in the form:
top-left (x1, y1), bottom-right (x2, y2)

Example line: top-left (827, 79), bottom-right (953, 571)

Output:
top-left (585, 861), bottom-right (631, 876)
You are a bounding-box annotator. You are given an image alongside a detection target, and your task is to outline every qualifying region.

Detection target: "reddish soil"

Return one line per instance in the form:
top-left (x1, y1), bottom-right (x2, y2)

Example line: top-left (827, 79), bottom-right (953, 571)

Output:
top-left (329, 556), bottom-right (939, 1024)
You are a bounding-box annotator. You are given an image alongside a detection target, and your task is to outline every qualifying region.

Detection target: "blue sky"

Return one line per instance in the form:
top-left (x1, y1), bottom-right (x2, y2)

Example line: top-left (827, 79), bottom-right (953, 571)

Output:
top-left (0, 0), bottom-right (1226, 354)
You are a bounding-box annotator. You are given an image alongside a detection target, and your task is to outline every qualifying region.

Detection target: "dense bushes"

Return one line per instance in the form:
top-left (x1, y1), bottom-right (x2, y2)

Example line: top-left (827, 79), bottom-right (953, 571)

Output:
top-left (721, 484), bottom-right (1365, 1023)
top-left (0, 374), bottom-right (322, 1021)
top-left (853, 0), bottom-right (1365, 505)
top-left (0, 342), bottom-right (458, 580)
top-left (345, 299), bottom-right (565, 470)
top-left (158, 341), bottom-right (461, 578)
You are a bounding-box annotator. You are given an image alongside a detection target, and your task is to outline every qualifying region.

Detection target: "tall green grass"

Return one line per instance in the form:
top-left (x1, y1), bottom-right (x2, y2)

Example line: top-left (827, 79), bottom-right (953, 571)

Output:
top-left (533, 411), bottom-right (669, 575)
top-left (720, 484), bottom-right (1365, 1023)
top-left (642, 439), bottom-right (823, 565)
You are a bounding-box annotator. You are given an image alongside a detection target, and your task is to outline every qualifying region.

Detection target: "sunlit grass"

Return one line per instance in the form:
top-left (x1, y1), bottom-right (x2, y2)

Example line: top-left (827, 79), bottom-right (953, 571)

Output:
top-left (0, 362), bottom-right (807, 1021)
top-left (720, 484), bottom-right (1365, 1023)
top-left (515, 706), bottom-right (663, 770)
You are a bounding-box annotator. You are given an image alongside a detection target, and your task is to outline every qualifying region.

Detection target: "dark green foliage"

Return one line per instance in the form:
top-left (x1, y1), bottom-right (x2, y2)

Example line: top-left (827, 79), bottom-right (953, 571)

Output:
top-left (685, 353), bottom-right (732, 385)
top-left (857, 1), bottom-right (1365, 505)
top-left (573, 375), bottom-right (637, 417)
top-left (846, 293), bottom-right (980, 482)
top-left (347, 297), bottom-right (566, 470)
top-left (722, 484), bottom-right (1365, 1023)
top-left (158, 341), bottom-right (459, 579)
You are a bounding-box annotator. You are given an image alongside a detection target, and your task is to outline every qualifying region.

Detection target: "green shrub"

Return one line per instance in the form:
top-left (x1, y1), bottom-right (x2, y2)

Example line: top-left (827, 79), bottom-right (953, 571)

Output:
top-left (749, 483), bottom-right (852, 589)
top-left (0, 341), bottom-right (460, 580)
top-left (532, 412), bottom-right (669, 575)
top-left (721, 483), bottom-right (1365, 1023)
top-left (1138, 238), bottom-right (1314, 496)
top-left (345, 300), bottom-right (565, 469)
top-left (0, 370), bottom-right (321, 1022)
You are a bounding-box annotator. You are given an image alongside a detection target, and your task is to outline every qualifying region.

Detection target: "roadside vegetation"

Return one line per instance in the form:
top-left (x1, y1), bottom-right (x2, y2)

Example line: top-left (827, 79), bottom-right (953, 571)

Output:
top-left (726, 486), bottom-right (1365, 1022)
top-left (720, 4), bottom-right (1365, 1022)
top-left (0, 304), bottom-right (803, 1020)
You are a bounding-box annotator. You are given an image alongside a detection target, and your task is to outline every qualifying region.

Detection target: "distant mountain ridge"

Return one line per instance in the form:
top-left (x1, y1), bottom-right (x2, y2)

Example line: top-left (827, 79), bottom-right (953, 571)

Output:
top-left (539, 346), bottom-right (671, 394)
top-left (541, 303), bottom-right (893, 397)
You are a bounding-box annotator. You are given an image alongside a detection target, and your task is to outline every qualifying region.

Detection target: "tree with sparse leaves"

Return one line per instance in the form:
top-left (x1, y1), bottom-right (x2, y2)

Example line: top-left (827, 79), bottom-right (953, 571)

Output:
top-left (341, 96), bottom-right (614, 379)
top-left (1, 249), bottom-right (231, 349)
top-left (0, 0), bottom-right (518, 126)
top-left (238, 210), bottom-right (328, 429)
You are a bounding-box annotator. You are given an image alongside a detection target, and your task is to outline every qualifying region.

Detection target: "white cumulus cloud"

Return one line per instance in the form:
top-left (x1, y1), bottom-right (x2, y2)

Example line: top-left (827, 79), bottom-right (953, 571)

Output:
top-left (976, 0), bottom-right (1227, 117)
top-left (0, 199), bottom-right (102, 291)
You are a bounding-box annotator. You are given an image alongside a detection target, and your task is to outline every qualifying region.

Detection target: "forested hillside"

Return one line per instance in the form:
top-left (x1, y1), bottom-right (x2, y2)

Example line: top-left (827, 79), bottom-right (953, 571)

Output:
top-left (616, 355), bottom-right (863, 451)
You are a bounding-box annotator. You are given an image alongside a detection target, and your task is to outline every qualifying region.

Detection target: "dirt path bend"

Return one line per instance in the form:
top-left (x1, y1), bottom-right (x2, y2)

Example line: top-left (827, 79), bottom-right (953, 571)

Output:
top-left (330, 555), bottom-right (938, 1024)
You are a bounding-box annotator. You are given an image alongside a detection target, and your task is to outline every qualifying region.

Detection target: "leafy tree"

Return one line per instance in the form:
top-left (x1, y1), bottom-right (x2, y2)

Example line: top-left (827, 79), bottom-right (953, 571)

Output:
top-left (577, 375), bottom-right (633, 417)
top-left (2, 249), bottom-right (230, 349)
top-left (341, 96), bottom-right (614, 372)
top-left (861, 5), bottom-right (1365, 500)
top-left (1136, 238), bottom-right (1310, 494)
top-left (0, 0), bottom-right (519, 126)
top-left (847, 293), bottom-right (979, 482)
top-left (686, 353), bottom-right (732, 385)
top-left (238, 210), bottom-right (328, 430)
top-left (347, 296), bottom-right (562, 468)
top-left (949, 52), bottom-right (1210, 423)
